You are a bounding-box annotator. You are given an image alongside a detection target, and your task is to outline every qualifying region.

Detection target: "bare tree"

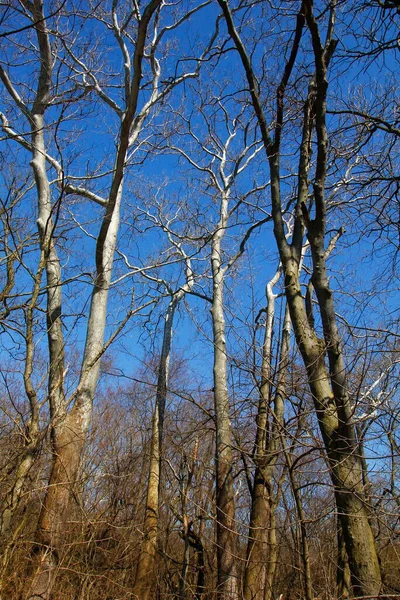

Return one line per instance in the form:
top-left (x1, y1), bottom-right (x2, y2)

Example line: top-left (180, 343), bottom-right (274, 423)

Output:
top-left (133, 248), bottom-right (195, 599)
top-left (168, 93), bottom-right (269, 596)
top-left (243, 266), bottom-right (288, 600)
top-left (0, 0), bottom-right (398, 597)
top-left (217, 0), bottom-right (382, 594)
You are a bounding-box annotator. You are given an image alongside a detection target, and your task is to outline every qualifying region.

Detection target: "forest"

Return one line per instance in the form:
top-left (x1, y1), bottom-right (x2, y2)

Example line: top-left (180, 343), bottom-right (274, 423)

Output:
top-left (0, 0), bottom-right (399, 599)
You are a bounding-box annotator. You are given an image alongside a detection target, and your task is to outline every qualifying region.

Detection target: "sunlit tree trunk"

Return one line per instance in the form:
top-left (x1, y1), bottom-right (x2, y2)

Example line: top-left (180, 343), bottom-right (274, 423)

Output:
top-left (217, 0), bottom-right (382, 595)
top-left (133, 295), bottom-right (178, 600)
top-left (27, 179), bottom-right (124, 599)
top-left (244, 272), bottom-right (289, 600)
top-left (20, 1), bottom-right (164, 597)
top-left (211, 190), bottom-right (239, 599)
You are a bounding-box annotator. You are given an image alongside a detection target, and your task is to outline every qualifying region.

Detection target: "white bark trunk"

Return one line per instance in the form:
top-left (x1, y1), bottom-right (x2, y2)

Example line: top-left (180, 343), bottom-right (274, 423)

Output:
top-left (211, 191), bottom-right (239, 599)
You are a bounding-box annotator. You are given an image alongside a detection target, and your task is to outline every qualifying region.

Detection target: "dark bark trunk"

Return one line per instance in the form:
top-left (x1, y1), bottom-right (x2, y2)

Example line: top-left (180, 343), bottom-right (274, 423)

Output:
top-left (286, 451), bottom-right (313, 600)
top-left (337, 520), bottom-right (351, 599)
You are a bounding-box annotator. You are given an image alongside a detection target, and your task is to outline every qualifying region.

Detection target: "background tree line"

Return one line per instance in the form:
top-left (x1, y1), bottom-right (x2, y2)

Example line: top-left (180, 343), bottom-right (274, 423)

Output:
top-left (0, 0), bottom-right (399, 599)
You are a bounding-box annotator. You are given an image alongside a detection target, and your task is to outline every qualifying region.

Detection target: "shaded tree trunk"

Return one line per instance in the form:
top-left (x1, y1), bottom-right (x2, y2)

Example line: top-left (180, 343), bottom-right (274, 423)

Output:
top-left (284, 446), bottom-right (313, 600)
top-left (264, 489), bottom-right (281, 600)
top-left (0, 451), bottom-right (36, 591)
top-left (337, 521), bottom-right (351, 599)
top-left (0, 257), bottom-right (42, 588)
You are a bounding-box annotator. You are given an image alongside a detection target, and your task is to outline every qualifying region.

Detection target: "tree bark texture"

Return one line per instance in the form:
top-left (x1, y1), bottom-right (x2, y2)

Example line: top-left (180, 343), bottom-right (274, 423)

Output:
top-left (337, 520), bottom-right (351, 599)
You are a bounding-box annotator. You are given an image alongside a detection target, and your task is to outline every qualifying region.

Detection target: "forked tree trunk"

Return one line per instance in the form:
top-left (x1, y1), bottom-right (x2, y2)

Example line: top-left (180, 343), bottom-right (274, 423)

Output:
top-left (24, 5), bottom-right (70, 587)
top-left (282, 251), bottom-right (381, 597)
top-left (217, 0), bottom-right (382, 594)
top-left (26, 143), bottom-right (124, 594)
top-left (244, 273), bottom-right (289, 600)
top-left (22, 1), bottom-right (163, 596)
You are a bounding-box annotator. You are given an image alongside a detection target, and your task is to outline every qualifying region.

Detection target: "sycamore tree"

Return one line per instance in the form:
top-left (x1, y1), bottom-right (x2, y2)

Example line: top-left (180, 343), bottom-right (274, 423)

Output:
top-left (163, 84), bottom-right (271, 595)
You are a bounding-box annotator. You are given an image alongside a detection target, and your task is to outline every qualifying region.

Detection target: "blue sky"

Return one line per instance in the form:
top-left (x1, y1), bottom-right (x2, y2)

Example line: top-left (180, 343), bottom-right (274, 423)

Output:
top-left (0, 0), bottom-right (399, 440)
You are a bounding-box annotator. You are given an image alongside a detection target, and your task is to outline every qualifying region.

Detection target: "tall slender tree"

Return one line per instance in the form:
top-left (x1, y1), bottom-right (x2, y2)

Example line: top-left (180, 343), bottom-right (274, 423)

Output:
top-left (133, 253), bottom-right (194, 600)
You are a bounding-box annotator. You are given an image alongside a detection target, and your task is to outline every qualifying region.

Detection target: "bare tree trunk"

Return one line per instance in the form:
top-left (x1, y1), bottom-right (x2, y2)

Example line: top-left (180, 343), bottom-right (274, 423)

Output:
top-left (27, 176), bottom-right (123, 598)
top-left (0, 258), bottom-right (42, 588)
top-left (21, 2), bottom-right (68, 591)
top-left (217, 1), bottom-right (382, 594)
top-left (27, 411), bottom-right (87, 598)
top-left (244, 269), bottom-right (283, 600)
top-left (298, 9), bottom-right (381, 594)
top-left (337, 521), bottom-right (351, 599)
top-left (282, 253), bottom-right (381, 596)
top-left (22, 1), bottom-right (163, 597)
top-left (244, 475), bottom-right (271, 600)
top-left (179, 527), bottom-right (190, 600)
top-left (264, 491), bottom-right (280, 600)
top-left (0, 457), bottom-right (33, 540)
top-left (1, 1), bottom-right (201, 594)
top-left (133, 245), bottom-right (194, 599)
top-left (193, 528), bottom-right (206, 600)
top-left (178, 440), bottom-right (198, 600)
top-left (263, 304), bottom-right (292, 600)
top-left (169, 92), bottom-right (265, 600)
top-left (0, 453), bottom-right (36, 593)
top-left (211, 195), bottom-right (238, 599)
top-left (133, 296), bottom-right (178, 600)
top-left (180, 452), bottom-right (206, 600)
top-left (284, 448), bottom-right (313, 600)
